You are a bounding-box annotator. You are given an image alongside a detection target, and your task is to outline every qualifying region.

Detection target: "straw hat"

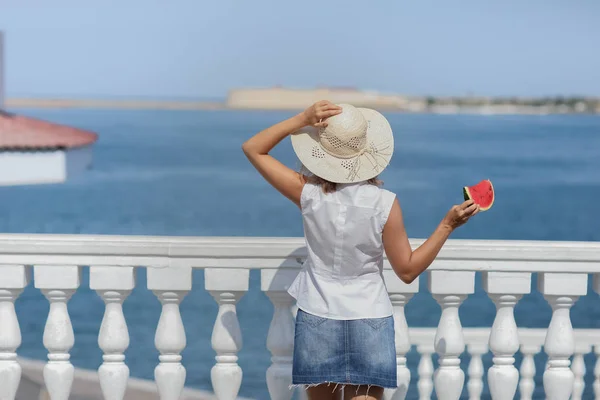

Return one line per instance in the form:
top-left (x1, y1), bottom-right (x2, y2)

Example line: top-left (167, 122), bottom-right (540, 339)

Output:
top-left (291, 103), bottom-right (394, 183)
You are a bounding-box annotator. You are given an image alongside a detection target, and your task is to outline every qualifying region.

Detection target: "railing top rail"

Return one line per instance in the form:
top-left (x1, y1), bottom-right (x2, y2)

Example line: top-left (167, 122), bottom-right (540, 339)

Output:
top-left (0, 234), bottom-right (598, 271)
top-left (408, 327), bottom-right (600, 346)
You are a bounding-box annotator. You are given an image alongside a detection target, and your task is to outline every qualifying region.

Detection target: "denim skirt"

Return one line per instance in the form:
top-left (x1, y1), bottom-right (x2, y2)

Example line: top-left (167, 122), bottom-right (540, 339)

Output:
top-left (292, 309), bottom-right (397, 389)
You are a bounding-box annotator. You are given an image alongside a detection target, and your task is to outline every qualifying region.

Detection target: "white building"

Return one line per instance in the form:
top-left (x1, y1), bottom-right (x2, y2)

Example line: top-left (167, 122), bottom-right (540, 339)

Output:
top-left (0, 31), bottom-right (97, 186)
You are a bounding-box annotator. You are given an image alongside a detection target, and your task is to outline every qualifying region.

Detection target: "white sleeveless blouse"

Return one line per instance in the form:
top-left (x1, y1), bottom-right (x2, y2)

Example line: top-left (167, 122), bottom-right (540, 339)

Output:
top-left (288, 181), bottom-right (397, 320)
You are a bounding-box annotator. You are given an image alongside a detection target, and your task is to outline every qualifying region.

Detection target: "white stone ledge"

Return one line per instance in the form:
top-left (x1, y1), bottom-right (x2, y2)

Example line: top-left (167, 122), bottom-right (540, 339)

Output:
top-left (409, 328), bottom-right (600, 347)
top-left (0, 235), bottom-right (599, 272)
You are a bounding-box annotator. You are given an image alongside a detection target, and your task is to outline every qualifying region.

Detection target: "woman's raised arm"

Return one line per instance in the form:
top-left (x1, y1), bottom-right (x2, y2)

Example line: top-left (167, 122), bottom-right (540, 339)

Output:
top-left (242, 101), bottom-right (342, 207)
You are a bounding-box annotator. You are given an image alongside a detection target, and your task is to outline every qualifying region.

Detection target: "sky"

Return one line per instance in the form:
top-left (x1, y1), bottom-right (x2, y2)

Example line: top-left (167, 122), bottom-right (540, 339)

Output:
top-left (0, 0), bottom-right (599, 99)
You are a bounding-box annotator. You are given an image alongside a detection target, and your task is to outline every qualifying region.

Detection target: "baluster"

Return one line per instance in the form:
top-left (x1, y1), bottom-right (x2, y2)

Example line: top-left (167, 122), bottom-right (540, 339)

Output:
top-left (539, 272), bottom-right (587, 400)
top-left (518, 344), bottom-right (540, 400)
top-left (594, 345), bottom-right (600, 399)
top-left (594, 275), bottom-right (600, 399)
top-left (90, 266), bottom-right (135, 400)
top-left (148, 267), bottom-right (192, 400)
top-left (466, 343), bottom-right (487, 400)
top-left (205, 268), bottom-right (249, 400)
top-left (0, 265), bottom-right (30, 400)
top-left (483, 272), bottom-right (531, 400)
top-left (382, 269), bottom-right (419, 400)
top-left (429, 270), bottom-right (475, 400)
top-left (417, 344), bottom-right (434, 400)
top-left (261, 269), bottom-right (297, 400)
top-left (34, 265), bottom-right (81, 400)
top-left (571, 343), bottom-right (590, 400)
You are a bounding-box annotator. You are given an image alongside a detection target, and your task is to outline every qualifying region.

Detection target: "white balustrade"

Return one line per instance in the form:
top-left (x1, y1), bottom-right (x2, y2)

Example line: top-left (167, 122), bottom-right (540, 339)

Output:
top-left (429, 270), bottom-right (475, 400)
top-left (261, 269), bottom-right (297, 400)
top-left (518, 344), bottom-right (540, 400)
top-left (383, 269), bottom-right (419, 400)
top-left (466, 343), bottom-right (487, 400)
top-left (0, 236), bottom-right (595, 399)
top-left (410, 328), bottom-right (600, 400)
top-left (483, 271), bottom-right (531, 400)
top-left (148, 267), bottom-right (192, 400)
top-left (206, 268), bottom-right (249, 400)
top-left (90, 266), bottom-right (135, 400)
top-left (539, 272), bottom-right (588, 400)
top-left (0, 265), bottom-right (29, 400)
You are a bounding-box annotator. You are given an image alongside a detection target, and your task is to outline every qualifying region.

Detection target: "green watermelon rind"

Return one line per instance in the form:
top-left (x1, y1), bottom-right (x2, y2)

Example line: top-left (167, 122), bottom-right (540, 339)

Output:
top-left (463, 187), bottom-right (470, 202)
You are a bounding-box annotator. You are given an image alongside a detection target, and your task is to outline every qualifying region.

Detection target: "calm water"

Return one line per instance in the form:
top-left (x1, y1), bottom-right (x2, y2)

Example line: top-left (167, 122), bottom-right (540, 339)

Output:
top-left (2, 109), bottom-right (600, 399)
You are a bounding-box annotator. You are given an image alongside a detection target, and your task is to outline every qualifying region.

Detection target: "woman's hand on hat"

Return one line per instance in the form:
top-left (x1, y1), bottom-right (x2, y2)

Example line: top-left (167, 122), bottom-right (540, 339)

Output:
top-left (302, 101), bottom-right (343, 128)
top-left (442, 200), bottom-right (480, 231)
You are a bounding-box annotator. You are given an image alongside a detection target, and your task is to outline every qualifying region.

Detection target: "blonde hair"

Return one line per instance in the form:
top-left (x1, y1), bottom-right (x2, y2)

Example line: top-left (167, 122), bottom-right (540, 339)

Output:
top-left (298, 163), bottom-right (383, 193)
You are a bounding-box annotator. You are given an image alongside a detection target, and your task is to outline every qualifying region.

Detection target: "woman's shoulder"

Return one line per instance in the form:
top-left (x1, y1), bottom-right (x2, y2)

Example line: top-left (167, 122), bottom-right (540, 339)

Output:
top-left (300, 181), bottom-right (321, 208)
top-left (378, 186), bottom-right (397, 201)
top-left (376, 186), bottom-right (397, 210)
top-left (358, 182), bottom-right (396, 199)
top-left (370, 186), bottom-right (396, 229)
top-left (347, 183), bottom-right (395, 211)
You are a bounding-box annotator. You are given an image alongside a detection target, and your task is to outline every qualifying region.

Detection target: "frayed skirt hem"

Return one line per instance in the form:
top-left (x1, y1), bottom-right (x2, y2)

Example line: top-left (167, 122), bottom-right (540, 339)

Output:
top-left (289, 379), bottom-right (397, 392)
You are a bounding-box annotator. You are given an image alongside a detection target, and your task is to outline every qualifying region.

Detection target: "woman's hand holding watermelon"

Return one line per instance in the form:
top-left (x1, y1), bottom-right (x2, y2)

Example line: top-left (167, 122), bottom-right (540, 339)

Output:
top-left (443, 200), bottom-right (480, 230)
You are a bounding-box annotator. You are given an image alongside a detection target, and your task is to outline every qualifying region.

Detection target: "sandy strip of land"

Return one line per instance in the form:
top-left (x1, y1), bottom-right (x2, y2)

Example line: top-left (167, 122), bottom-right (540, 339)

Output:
top-left (5, 98), bottom-right (226, 110)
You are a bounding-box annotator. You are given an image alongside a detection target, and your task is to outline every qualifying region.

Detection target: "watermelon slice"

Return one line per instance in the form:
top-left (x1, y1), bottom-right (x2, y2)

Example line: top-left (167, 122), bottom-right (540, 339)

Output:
top-left (463, 179), bottom-right (495, 211)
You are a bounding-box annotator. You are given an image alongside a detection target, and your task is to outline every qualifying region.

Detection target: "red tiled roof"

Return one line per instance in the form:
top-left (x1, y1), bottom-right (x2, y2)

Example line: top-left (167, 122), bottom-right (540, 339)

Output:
top-left (0, 111), bottom-right (98, 150)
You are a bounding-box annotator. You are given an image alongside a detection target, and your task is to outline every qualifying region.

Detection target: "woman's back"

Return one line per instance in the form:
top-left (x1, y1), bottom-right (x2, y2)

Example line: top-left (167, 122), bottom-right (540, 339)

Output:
top-left (301, 181), bottom-right (396, 279)
top-left (288, 181), bottom-right (396, 319)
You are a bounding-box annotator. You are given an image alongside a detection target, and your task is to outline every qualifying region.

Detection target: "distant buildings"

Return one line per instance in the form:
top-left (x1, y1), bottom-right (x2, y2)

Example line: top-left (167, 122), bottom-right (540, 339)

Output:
top-left (226, 86), bottom-right (600, 115)
top-left (0, 31), bottom-right (98, 186)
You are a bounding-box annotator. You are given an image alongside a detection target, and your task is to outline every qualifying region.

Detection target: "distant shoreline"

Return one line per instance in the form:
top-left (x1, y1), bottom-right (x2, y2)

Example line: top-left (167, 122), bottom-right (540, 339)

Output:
top-left (4, 95), bottom-right (600, 115)
top-left (4, 98), bottom-right (226, 111)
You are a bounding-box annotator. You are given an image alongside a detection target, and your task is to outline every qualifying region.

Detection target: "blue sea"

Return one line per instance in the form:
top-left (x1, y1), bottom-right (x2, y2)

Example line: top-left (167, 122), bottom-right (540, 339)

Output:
top-left (2, 109), bottom-right (600, 399)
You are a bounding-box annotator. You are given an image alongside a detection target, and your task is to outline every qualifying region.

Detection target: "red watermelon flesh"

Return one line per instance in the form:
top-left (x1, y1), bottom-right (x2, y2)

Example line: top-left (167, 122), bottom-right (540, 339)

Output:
top-left (463, 179), bottom-right (494, 211)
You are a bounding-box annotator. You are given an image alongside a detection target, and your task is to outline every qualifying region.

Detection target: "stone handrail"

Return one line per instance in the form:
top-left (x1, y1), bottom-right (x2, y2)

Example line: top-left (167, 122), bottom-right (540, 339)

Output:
top-left (0, 234), bottom-right (598, 400)
top-left (0, 234), bottom-right (599, 267)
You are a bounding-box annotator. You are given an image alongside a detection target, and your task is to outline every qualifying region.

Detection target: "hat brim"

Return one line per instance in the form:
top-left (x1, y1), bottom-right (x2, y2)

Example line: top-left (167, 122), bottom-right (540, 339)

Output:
top-left (290, 108), bottom-right (394, 184)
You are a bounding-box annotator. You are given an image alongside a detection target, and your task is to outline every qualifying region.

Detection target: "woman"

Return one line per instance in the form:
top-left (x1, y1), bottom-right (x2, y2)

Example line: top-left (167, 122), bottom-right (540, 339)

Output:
top-left (242, 101), bottom-right (479, 400)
